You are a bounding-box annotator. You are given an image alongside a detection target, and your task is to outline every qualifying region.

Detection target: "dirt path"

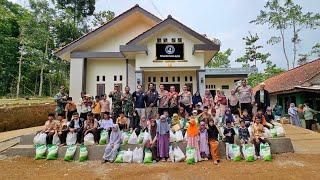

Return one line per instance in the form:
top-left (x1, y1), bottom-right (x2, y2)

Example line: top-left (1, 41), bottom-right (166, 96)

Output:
top-left (0, 153), bottom-right (319, 180)
top-left (283, 124), bottom-right (320, 154)
top-left (0, 124), bottom-right (319, 179)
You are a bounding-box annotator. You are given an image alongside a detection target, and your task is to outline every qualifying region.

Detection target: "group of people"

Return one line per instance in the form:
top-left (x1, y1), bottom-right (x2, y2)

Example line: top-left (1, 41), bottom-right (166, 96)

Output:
top-left (288, 103), bottom-right (319, 130)
top-left (42, 79), bottom-right (290, 164)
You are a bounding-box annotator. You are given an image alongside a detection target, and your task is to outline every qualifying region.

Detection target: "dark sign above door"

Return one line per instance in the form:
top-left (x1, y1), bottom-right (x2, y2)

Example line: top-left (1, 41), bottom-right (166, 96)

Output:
top-left (156, 43), bottom-right (184, 60)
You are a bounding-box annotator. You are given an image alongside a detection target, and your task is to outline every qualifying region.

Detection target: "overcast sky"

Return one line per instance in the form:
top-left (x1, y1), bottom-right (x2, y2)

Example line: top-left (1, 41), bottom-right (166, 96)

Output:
top-left (11, 0), bottom-right (320, 70)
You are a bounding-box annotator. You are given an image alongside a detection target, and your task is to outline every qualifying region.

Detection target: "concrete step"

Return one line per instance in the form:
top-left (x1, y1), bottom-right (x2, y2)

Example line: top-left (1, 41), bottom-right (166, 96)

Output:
top-left (1, 138), bottom-right (293, 161)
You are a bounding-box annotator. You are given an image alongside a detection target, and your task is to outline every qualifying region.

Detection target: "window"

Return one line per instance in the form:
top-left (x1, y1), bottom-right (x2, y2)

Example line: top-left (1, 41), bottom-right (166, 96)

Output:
top-left (153, 77), bottom-right (156, 82)
top-left (165, 77), bottom-right (168, 82)
top-left (178, 38), bottom-right (182, 42)
top-left (114, 75), bottom-right (117, 81)
top-left (210, 85), bottom-right (213, 89)
top-left (120, 75), bottom-right (123, 81)
top-left (177, 77), bottom-right (180, 82)
top-left (222, 85), bottom-right (229, 90)
top-left (163, 38), bottom-right (167, 43)
top-left (157, 38), bottom-right (161, 43)
top-left (185, 76), bottom-right (188, 82)
top-left (160, 77), bottom-right (164, 82)
top-left (96, 76), bottom-right (100, 82)
top-left (172, 77), bottom-right (175, 82)
top-left (102, 76), bottom-right (105, 81)
top-left (189, 76), bottom-right (193, 82)
top-left (148, 77), bottom-right (151, 82)
top-left (171, 38), bottom-right (176, 43)
top-left (206, 85), bottom-right (208, 89)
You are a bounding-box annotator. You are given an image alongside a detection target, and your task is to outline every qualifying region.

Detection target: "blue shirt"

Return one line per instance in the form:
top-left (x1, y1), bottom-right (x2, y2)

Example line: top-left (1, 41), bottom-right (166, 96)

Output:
top-left (132, 91), bottom-right (145, 108)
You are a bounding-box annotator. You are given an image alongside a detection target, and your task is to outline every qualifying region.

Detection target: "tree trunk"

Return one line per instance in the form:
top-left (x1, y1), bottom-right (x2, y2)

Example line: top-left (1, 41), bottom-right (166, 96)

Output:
top-left (292, 22), bottom-right (297, 68)
top-left (39, 39), bottom-right (48, 97)
top-left (16, 36), bottom-right (24, 99)
top-left (280, 29), bottom-right (290, 70)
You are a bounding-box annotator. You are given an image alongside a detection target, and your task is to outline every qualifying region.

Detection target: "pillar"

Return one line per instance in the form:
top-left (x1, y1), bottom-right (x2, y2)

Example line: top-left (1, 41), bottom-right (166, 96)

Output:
top-left (69, 58), bottom-right (84, 102)
top-left (197, 70), bottom-right (206, 95)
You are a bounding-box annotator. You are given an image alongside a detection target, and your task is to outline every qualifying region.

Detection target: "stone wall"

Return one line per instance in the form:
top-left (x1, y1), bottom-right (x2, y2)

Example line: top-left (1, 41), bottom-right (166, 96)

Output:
top-left (0, 104), bottom-right (55, 132)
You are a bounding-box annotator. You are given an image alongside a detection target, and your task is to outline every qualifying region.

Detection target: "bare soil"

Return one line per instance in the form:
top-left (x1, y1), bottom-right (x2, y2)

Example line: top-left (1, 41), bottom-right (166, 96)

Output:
top-left (0, 153), bottom-right (319, 180)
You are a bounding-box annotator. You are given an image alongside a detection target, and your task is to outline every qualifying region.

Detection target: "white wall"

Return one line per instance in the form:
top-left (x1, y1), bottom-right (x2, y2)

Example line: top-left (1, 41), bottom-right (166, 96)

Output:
top-left (135, 28), bottom-right (205, 70)
top-left (205, 77), bottom-right (242, 97)
top-left (143, 71), bottom-right (197, 93)
top-left (86, 59), bottom-right (126, 96)
top-left (84, 20), bottom-right (153, 52)
top-left (69, 58), bottom-right (84, 102)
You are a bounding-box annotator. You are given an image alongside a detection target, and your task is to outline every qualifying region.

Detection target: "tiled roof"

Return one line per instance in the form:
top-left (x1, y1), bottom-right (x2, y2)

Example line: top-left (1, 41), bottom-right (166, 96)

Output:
top-left (253, 59), bottom-right (320, 94)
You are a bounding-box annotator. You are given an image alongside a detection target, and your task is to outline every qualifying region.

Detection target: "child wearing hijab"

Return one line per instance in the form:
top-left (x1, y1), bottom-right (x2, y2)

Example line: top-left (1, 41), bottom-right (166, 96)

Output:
top-left (102, 124), bottom-right (122, 163)
top-left (157, 115), bottom-right (170, 162)
top-left (207, 118), bottom-right (220, 165)
top-left (224, 108), bottom-right (234, 125)
top-left (187, 118), bottom-right (201, 161)
top-left (199, 121), bottom-right (210, 160)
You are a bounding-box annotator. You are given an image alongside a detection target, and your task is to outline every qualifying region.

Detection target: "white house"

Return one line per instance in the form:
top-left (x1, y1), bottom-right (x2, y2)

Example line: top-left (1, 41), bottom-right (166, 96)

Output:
top-left (55, 5), bottom-right (254, 101)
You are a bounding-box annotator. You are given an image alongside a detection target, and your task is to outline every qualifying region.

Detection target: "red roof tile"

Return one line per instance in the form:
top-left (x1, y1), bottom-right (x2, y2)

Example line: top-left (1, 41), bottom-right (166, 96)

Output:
top-left (253, 59), bottom-right (320, 94)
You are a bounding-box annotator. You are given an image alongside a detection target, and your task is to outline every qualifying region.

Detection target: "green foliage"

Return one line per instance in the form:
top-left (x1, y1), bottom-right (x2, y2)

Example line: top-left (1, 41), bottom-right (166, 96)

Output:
top-left (251, 0), bottom-right (320, 70)
top-left (236, 32), bottom-right (270, 67)
top-left (92, 10), bottom-right (115, 27)
top-left (247, 60), bottom-right (285, 87)
top-left (207, 48), bottom-right (232, 68)
top-left (0, 0), bottom-right (114, 98)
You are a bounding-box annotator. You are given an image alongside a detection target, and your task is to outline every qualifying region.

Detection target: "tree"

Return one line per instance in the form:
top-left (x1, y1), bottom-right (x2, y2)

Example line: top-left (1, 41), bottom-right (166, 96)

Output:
top-left (92, 10), bottom-right (115, 27)
top-left (206, 48), bottom-right (232, 68)
top-left (236, 32), bottom-right (270, 67)
top-left (28, 0), bottom-right (54, 96)
top-left (54, 0), bottom-right (95, 26)
top-left (251, 0), bottom-right (320, 70)
top-left (247, 60), bottom-right (285, 87)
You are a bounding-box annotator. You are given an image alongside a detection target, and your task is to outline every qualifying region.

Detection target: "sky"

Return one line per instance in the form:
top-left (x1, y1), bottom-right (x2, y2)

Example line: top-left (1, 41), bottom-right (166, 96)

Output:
top-left (10, 0), bottom-right (320, 70)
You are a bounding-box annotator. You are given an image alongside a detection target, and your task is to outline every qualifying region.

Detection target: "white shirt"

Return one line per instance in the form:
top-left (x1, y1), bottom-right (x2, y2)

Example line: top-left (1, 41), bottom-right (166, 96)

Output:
top-left (260, 90), bottom-right (265, 103)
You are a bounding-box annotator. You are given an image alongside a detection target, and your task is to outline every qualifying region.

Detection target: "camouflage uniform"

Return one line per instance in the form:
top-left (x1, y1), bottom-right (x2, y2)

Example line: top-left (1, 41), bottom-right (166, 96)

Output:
top-left (109, 91), bottom-right (123, 122)
top-left (54, 92), bottom-right (68, 115)
top-left (123, 92), bottom-right (134, 118)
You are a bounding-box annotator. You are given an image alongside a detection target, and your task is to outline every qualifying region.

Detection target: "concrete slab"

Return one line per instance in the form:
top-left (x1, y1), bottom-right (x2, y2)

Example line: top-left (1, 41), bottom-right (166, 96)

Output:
top-left (2, 137), bottom-right (294, 161)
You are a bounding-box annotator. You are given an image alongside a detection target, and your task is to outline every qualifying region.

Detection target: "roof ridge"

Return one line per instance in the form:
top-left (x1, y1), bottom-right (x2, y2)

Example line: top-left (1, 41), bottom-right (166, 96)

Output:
top-left (126, 16), bottom-right (216, 45)
top-left (264, 58), bottom-right (320, 83)
top-left (54, 4), bottom-right (162, 56)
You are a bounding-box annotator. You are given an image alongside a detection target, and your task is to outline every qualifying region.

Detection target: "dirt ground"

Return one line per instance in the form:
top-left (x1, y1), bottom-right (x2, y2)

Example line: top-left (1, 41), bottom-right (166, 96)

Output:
top-left (0, 153), bottom-right (319, 180)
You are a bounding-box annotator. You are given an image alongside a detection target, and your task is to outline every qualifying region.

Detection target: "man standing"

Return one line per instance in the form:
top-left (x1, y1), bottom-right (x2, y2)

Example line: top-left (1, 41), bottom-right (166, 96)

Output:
top-left (100, 94), bottom-right (110, 118)
top-left (168, 85), bottom-right (179, 117)
top-left (235, 79), bottom-right (254, 117)
top-left (54, 86), bottom-right (68, 116)
top-left (132, 85), bottom-right (146, 118)
top-left (145, 83), bottom-right (158, 119)
top-left (254, 82), bottom-right (270, 113)
top-left (179, 85), bottom-right (193, 115)
top-left (158, 84), bottom-right (169, 115)
top-left (109, 84), bottom-right (123, 122)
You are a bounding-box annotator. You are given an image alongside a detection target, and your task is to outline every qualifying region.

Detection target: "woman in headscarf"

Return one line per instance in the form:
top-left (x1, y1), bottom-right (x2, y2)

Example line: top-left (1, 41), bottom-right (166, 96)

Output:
top-left (147, 119), bottom-right (158, 161)
top-left (199, 121), bottom-right (209, 160)
top-left (157, 115), bottom-right (170, 162)
top-left (140, 116), bottom-right (148, 133)
top-left (202, 89), bottom-right (214, 111)
top-left (288, 103), bottom-right (301, 127)
top-left (102, 124), bottom-right (122, 163)
top-left (186, 118), bottom-right (201, 161)
top-left (171, 113), bottom-right (180, 128)
top-left (192, 91), bottom-right (202, 108)
top-left (228, 89), bottom-right (239, 115)
top-left (214, 89), bottom-right (227, 118)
